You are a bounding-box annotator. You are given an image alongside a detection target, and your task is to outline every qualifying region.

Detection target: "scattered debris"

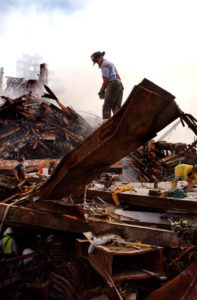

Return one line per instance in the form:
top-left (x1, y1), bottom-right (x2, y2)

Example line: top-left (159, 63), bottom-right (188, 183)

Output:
top-left (128, 139), bottom-right (197, 182)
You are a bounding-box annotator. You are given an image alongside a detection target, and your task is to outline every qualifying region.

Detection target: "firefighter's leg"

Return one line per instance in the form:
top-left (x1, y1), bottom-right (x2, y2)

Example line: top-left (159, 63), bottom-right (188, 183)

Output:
top-left (103, 82), bottom-right (117, 120)
top-left (112, 81), bottom-right (123, 115)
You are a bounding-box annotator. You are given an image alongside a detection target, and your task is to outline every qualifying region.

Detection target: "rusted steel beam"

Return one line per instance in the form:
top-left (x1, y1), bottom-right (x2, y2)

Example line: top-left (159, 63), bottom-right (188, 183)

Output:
top-left (167, 245), bottom-right (196, 268)
top-left (37, 79), bottom-right (179, 200)
top-left (146, 260), bottom-right (197, 300)
top-left (0, 203), bottom-right (89, 232)
top-left (77, 238), bottom-right (164, 285)
top-left (87, 189), bottom-right (197, 213)
top-left (0, 203), bottom-right (181, 247)
top-left (25, 200), bottom-right (86, 220)
top-left (87, 219), bottom-right (182, 248)
top-left (88, 246), bottom-right (164, 285)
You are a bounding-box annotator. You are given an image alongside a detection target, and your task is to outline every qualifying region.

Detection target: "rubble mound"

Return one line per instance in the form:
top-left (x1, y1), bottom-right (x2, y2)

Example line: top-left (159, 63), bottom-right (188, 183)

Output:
top-left (0, 94), bottom-right (93, 159)
top-left (129, 140), bottom-right (197, 182)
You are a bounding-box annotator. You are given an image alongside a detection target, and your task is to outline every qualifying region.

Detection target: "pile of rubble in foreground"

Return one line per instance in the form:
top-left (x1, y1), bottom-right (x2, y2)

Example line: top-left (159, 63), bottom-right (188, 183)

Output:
top-left (2, 180), bottom-right (197, 300)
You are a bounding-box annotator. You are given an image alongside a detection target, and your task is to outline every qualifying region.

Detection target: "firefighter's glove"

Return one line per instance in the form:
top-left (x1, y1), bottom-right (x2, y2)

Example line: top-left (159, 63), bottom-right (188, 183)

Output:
top-left (98, 89), bottom-right (105, 99)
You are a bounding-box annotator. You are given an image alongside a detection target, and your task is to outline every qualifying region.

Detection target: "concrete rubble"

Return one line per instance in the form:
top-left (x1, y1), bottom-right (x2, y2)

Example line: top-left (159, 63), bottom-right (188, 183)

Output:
top-left (0, 70), bottom-right (197, 299)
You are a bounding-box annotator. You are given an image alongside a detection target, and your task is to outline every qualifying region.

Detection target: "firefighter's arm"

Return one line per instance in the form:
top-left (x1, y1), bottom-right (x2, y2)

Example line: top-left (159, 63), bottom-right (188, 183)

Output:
top-left (101, 77), bottom-right (109, 91)
top-left (98, 77), bottom-right (109, 99)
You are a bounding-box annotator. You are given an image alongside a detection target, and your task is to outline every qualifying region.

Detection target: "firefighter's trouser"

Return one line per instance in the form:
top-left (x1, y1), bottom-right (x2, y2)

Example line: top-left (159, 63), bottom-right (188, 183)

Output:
top-left (103, 80), bottom-right (123, 119)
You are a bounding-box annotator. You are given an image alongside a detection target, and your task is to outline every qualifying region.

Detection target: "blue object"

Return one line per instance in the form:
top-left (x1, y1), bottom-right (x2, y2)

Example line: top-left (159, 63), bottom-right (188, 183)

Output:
top-left (170, 188), bottom-right (187, 198)
top-left (100, 59), bottom-right (121, 81)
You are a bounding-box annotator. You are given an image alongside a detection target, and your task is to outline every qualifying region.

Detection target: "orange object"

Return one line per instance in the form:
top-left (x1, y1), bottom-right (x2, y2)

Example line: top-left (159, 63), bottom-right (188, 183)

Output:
top-left (38, 168), bottom-right (43, 175)
top-left (152, 168), bottom-right (160, 174)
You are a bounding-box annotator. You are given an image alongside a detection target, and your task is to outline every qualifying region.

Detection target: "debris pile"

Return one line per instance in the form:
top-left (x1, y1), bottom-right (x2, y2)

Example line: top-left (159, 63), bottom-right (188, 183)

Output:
top-left (0, 92), bottom-right (92, 160)
top-left (129, 139), bottom-right (197, 182)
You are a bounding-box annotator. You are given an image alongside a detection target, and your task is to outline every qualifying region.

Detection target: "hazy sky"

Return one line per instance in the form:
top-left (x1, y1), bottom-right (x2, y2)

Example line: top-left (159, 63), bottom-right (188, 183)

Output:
top-left (0, 0), bottom-right (197, 143)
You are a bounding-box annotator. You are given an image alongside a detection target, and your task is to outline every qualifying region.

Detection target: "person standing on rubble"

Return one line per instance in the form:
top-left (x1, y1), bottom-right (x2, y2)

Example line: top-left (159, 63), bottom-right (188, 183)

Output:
top-left (172, 164), bottom-right (197, 188)
top-left (91, 51), bottom-right (123, 123)
top-left (0, 227), bottom-right (18, 258)
top-left (14, 157), bottom-right (27, 182)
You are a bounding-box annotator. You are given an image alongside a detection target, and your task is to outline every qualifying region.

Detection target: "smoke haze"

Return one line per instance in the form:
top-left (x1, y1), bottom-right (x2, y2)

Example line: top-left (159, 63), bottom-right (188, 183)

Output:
top-left (0, 0), bottom-right (197, 143)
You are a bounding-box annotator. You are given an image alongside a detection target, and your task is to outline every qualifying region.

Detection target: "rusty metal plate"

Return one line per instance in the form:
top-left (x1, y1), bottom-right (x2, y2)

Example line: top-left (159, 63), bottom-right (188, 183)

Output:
top-left (146, 260), bottom-right (197, 300)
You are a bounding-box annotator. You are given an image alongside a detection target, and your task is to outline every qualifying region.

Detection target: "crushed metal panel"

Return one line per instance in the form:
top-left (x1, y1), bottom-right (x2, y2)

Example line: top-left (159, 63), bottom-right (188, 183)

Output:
top-left (36, 79), bottom-right (180, 200)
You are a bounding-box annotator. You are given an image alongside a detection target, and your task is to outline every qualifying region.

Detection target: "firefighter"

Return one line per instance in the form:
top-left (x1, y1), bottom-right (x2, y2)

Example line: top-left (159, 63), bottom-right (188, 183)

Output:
top-left (91, 51), bottom-right (123, 123)
top-left (0, 227), bottom-right (18, 258)
top-left (172, 164), bottom-right (197, 188)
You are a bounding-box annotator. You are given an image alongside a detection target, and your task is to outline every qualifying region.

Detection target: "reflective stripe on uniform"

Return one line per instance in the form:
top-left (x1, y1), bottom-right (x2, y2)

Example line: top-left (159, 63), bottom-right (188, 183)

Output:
top-left (2, 236), bottom-right (13, 254)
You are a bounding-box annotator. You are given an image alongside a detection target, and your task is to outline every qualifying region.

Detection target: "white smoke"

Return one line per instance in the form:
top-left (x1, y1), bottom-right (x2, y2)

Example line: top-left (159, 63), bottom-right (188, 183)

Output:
top-left (0, 0), bottom-right (197, 143)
